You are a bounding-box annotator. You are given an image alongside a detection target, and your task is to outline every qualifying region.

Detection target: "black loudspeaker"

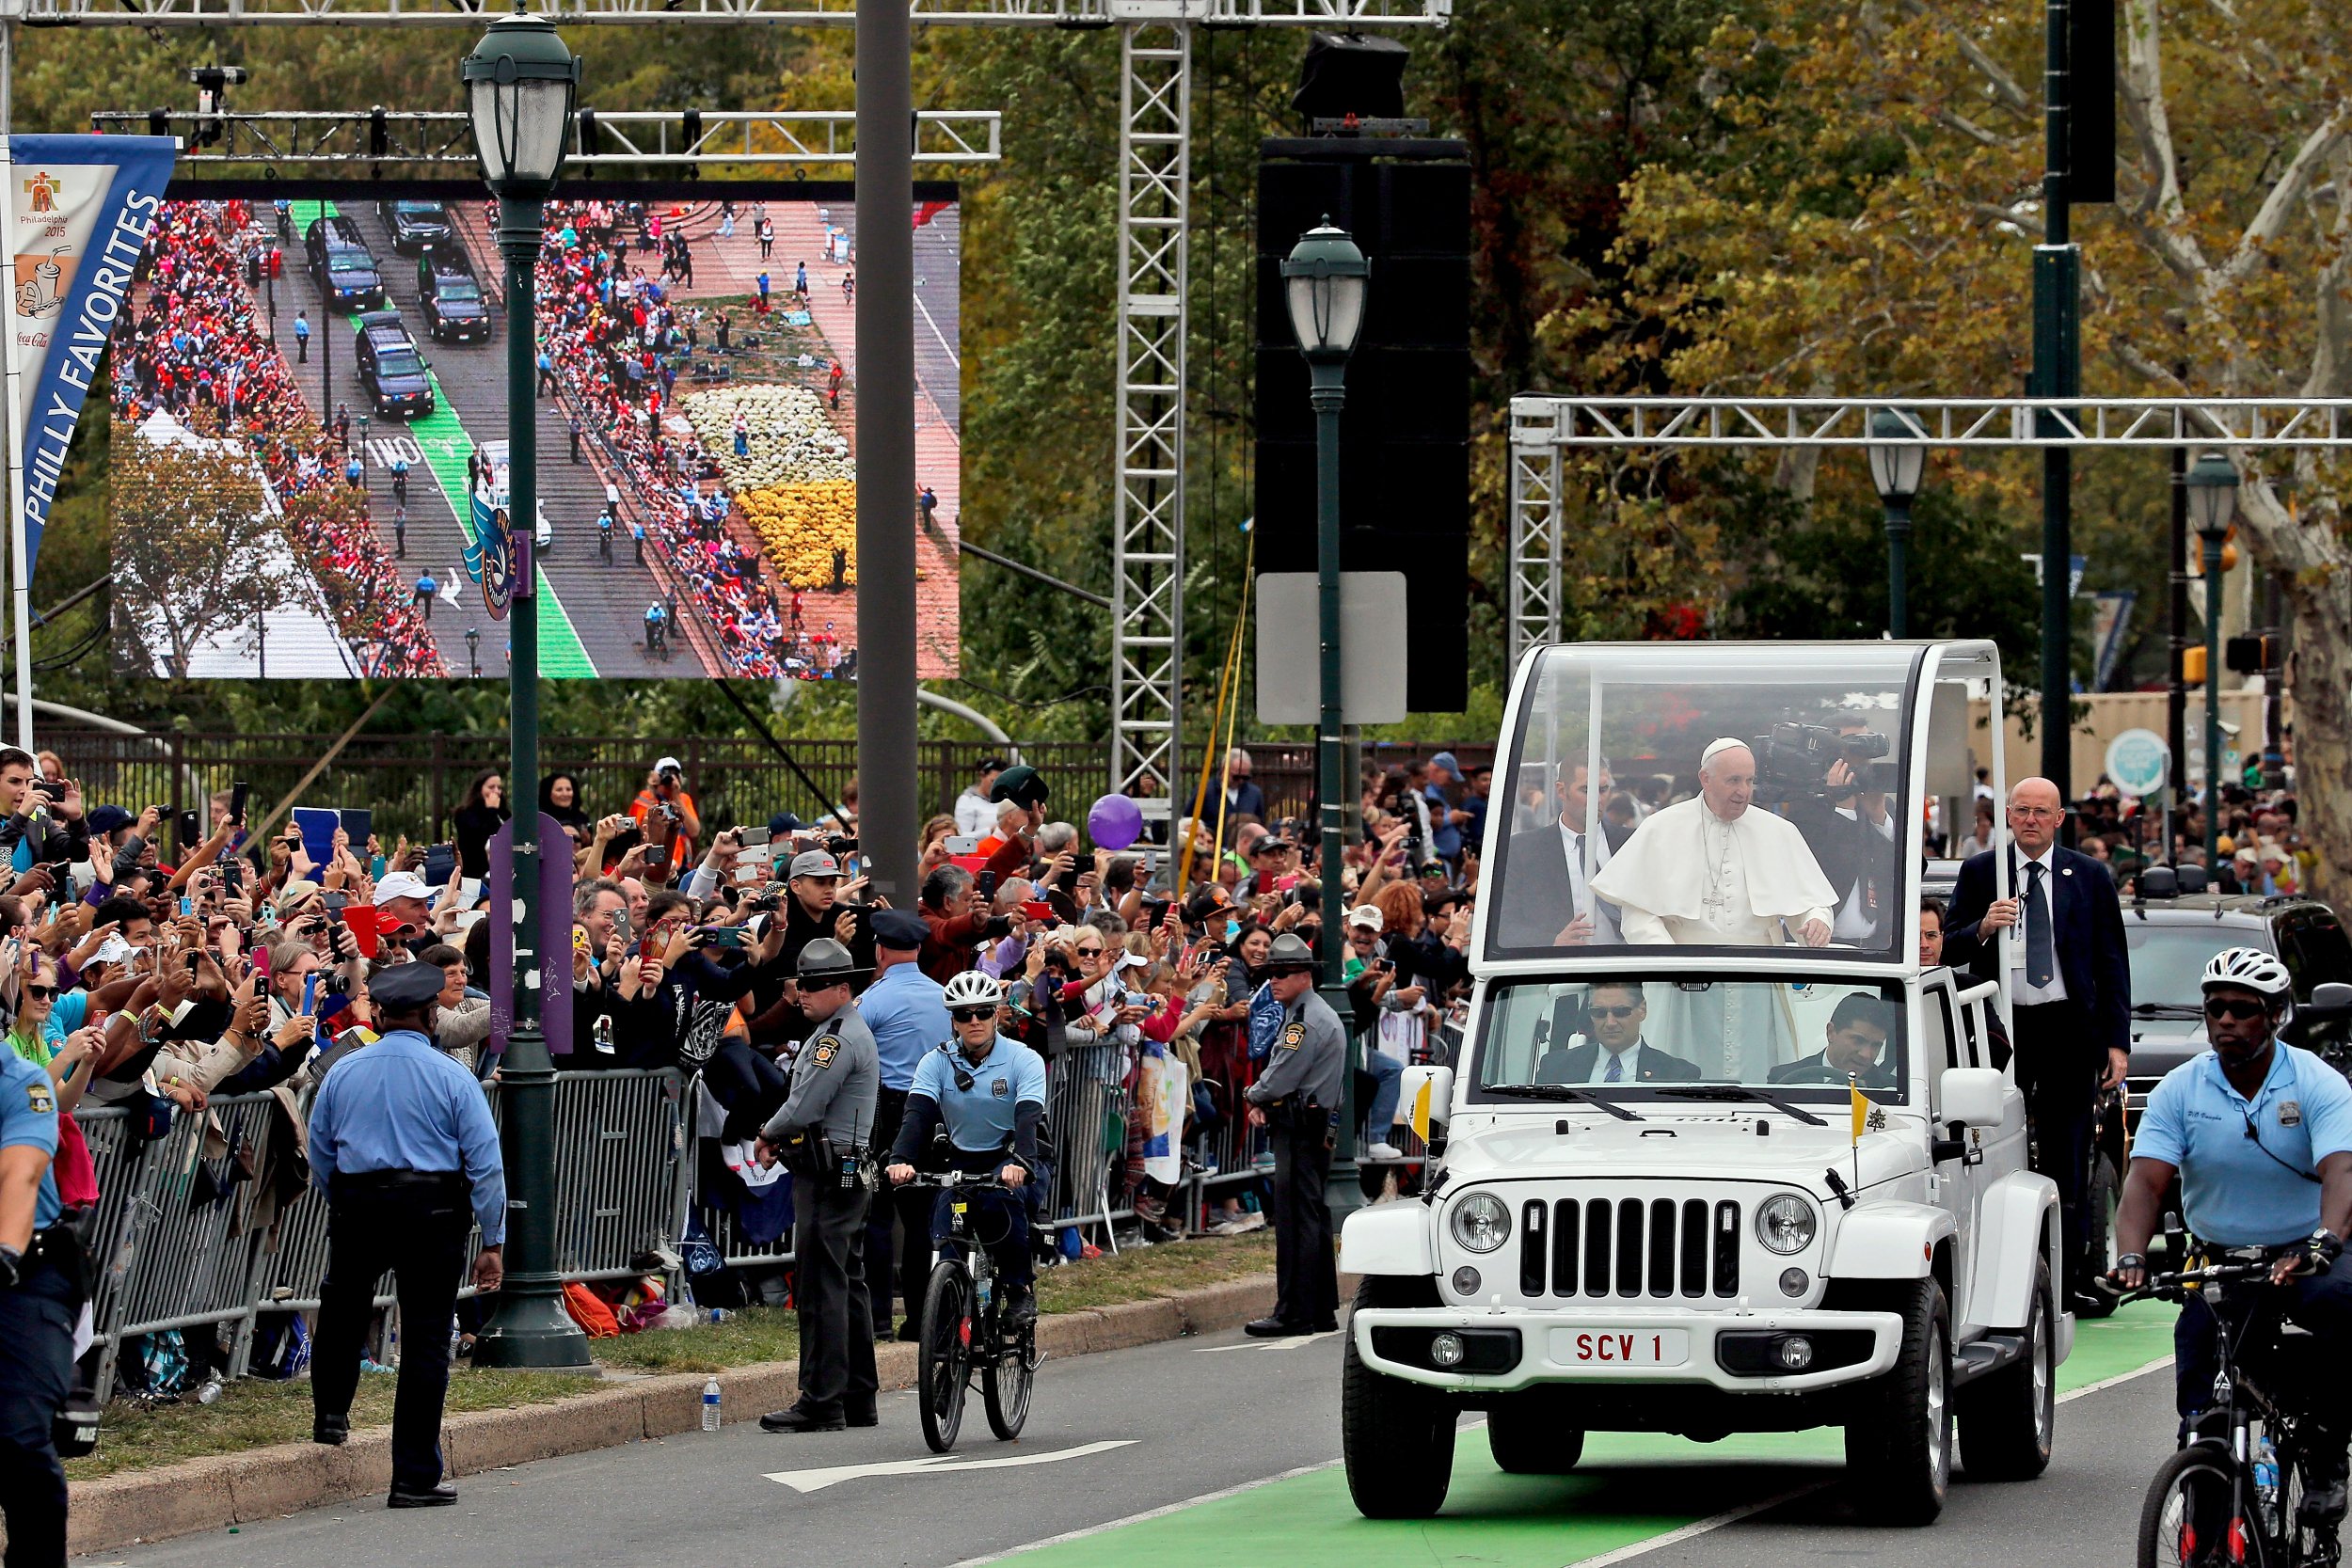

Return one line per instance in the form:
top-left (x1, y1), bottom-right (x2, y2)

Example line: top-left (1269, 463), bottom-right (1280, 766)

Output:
top-left (1291, 33), bottom-right (1409, 125)
top-left (2070, 0), bottom-right (2116, 204)
top-left (1256, 141), bottom-right (1470, 713)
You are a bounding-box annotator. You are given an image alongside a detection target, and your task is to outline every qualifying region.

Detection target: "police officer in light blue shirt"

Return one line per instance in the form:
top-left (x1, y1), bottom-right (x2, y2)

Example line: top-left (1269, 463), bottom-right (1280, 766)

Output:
top-left (307, 961), bottom-right (507, 1509)
top-left (0, 1046), bottom-right (77, 1565)
top-left (858, 910), bottom-right (952, 1338)
top-left (888, 970), bottom-right (1048, 1324)
top-left (2111, 947), bottom-right (2352, 1521)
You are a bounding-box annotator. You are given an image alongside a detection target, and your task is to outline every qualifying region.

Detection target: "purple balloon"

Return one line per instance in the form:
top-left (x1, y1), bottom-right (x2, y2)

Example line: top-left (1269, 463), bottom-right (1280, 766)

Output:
top-left (1088, 792), bottom-right (1144, 852)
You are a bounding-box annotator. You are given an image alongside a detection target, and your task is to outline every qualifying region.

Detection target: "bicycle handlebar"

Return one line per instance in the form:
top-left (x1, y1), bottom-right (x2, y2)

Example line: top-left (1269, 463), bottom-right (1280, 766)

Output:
top-left (2116, 1256), bottom-right (2287, 1306)
top-left (896, 1169), bottom-right (1020, 1194)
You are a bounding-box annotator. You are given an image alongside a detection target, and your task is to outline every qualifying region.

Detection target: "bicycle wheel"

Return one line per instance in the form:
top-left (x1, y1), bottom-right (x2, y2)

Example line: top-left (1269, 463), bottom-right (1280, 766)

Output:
top-left (917, 1262), bottom-right (972, 1454)
top-left (2138, 1443), bottom-right (2244, 1568)
top-left (983, 1320), bottom-right (1033, 1441)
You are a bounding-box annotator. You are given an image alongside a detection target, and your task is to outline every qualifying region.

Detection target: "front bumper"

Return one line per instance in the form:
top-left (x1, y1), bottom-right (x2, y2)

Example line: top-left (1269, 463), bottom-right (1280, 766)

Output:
top-left (1352, 1307), bottom-right (1903, 1394)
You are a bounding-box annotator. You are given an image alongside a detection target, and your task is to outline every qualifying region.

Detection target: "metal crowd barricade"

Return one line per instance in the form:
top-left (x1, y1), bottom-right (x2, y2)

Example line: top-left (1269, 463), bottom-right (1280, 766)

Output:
top-left (72, 1070), bottom-right (695, 1399)
top-left (1041, 1040), bottom-right (1134, 1245)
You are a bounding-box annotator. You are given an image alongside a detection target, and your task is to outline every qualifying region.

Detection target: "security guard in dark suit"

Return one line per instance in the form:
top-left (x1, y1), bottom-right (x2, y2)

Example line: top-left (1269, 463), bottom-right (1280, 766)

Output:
top-left (758, 937), bottom-right (882, 1433)
top-left (2, 1043), bottom-right (85, 1567)
top-left (1243, 933), bottom-right (1345, 1338)
top-left (308, 960), bottom-right (507, 1508)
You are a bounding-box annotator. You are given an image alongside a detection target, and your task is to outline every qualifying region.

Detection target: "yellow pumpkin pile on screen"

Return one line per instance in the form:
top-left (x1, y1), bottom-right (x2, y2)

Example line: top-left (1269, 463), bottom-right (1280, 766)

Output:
top-left (739, 480), bottom-right (859, 589)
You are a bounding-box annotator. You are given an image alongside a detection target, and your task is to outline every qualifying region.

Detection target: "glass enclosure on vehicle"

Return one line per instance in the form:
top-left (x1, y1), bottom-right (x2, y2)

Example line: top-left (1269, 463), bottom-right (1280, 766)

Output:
top-left (1469, 974), bottom-right (1912, 1106)
top-left (1480, 642), bottom-right (1991, 967)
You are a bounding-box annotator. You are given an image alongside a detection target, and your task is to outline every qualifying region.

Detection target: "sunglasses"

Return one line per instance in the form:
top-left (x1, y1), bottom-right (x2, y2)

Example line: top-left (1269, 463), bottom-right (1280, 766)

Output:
top-left (1588, 1005), bottom-right (1638, 1020)
top-left (24, 984), bottom-right (57, 999)
top-left (1073, 945), bottom-right (1105, 958)
top-left (2203, 996), bottom-right (2268, 1021)
top-left (949, 1006), bottom-right (995, 1023)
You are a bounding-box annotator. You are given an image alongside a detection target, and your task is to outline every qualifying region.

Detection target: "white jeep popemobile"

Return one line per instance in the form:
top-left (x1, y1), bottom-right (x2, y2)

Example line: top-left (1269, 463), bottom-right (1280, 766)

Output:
top-left (1339, 641), bottom-right (2067, 1525)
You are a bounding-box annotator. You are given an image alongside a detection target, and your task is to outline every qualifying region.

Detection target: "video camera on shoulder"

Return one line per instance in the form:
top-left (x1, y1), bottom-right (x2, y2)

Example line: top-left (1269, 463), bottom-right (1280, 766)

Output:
top-left (1756, 721), bottom-right (1895, 800)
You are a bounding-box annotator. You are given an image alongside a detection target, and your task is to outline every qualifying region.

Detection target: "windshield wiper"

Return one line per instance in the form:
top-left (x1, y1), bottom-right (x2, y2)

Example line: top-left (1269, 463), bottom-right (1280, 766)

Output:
top-left (1654, 1085), bottom-right (1827, 1126)
top-left (1485, 1084), bottom-right (1644, 1121)
top-left (2131, 1003), bottom-right (2203, 1019)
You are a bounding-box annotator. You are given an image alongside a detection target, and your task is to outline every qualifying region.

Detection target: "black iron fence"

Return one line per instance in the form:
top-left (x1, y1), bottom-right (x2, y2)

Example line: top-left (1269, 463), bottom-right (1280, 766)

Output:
top-left (41, 730), bottom-right (1493, 847)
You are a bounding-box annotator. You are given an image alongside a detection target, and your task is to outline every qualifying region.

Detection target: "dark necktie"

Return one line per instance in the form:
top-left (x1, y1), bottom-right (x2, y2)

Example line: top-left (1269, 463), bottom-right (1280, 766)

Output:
top-left (2024, 862), bottom-right (2055, 988)
top-left (1604, 1052), bottom-right (1623, 1083)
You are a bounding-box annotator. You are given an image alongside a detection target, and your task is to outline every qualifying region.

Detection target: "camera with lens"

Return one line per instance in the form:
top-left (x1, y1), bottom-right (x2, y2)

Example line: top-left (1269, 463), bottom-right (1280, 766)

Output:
top-left (826, 834), bottom-right (858, 856)
top-left (1756, 721), bottom-right (1895, 800)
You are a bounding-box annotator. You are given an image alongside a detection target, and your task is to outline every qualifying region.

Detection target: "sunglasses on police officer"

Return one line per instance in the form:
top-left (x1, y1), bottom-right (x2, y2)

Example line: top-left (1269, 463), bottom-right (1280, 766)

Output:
top-left (2202, 996), bottom-right (2269, 1022)
top-left (949, 1006), bottom-right (995, 1023)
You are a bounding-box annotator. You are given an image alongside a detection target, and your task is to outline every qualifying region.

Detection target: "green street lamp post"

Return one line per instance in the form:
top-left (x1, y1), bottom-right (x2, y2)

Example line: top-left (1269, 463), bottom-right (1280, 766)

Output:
top-left (1866, 409), bottom-right (1927, 638)
top-left (1280, 219), bottom-right (1369, 1225)
top-left (2185, 451), bottom-right (2238, 872)
top-left (463, 8), bottom-right (591, 1370)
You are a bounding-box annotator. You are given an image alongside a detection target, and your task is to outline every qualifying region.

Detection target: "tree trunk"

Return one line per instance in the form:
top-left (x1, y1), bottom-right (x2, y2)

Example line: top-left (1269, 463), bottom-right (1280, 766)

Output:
top-left (2279, 569), bottom-right (2352, 899)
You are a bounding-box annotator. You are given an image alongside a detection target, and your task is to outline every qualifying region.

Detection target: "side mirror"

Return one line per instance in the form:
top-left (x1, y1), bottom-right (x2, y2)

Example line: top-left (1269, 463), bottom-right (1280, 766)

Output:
top-left (1399, 1065), bottom-right (1454, 1133)
top-left (1939, 1066), bottom-right (2008, 1129)
top-left (2309, 981), bottom-right (2352, 1017)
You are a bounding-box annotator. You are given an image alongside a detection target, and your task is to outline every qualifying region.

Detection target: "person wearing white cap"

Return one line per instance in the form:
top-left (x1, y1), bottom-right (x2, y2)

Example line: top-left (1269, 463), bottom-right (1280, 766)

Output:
top-left (373, 870), bottom-right (438, 944)
top-left (1590, 737), bottom-right (1837, 948)
top-left (628, 757), bottom-right (702, 879)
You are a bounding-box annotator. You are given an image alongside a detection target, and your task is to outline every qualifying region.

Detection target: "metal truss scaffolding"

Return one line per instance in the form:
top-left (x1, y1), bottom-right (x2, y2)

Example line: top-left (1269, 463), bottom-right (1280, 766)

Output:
top-left (1110, 18), bottom-right (1189, 818)
top-left (1507, 394), bottom-right (2352, 663)
top-left (88, 108), bottom-right (1002, 166)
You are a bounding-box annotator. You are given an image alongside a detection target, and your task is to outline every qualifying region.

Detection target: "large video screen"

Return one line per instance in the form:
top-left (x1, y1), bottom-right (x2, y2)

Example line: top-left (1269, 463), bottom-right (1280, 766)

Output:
top-left (107, 182), bottom-right (961, 681)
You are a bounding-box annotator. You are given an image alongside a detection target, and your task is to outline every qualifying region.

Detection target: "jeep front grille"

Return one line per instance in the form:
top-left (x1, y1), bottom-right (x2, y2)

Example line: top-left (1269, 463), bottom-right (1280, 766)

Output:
top-left (1518, 1196), bottom-right (1740, 1300)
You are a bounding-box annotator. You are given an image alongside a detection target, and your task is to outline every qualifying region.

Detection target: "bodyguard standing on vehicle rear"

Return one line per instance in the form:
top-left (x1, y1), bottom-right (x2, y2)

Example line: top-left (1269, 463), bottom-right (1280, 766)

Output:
top-left (758, 938), bottom-right (881, 1433)
top-left (2110, 947), bottom-right (2352, 1527)
top-left (1244, 932), bottom-right (1344, 1338)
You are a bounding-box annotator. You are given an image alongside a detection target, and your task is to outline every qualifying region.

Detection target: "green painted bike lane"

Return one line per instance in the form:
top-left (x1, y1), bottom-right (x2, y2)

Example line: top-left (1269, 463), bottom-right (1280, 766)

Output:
top-left (288, 200), bottom-right (595, 676)
top-left (1002, 1305), bottom-right (2177, 1568)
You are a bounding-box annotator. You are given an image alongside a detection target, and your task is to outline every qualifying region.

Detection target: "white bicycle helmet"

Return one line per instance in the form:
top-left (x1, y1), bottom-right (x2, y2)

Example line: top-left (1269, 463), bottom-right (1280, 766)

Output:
top-left (943, 970), bottom-right (1005, 1010)
top-left (2201, 946), bottom-right (2293, 1001)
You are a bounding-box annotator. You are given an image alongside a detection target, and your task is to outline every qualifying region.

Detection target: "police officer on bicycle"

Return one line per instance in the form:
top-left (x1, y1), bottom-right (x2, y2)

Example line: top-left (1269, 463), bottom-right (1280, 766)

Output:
top-left (757, 938), bottom-right (882, 1433)
top-left (2111, 947), bottom-right (2352, 1525)
top-left (1243, 931), bottom-right (1345, 1338)
top-left (885, 972), bottom-right (1048, 1327)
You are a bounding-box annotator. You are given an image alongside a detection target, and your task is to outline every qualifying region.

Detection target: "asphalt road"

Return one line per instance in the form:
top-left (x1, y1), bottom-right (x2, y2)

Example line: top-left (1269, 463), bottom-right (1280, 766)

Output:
top-left (88, 1308), bottom-right (2183, 1568)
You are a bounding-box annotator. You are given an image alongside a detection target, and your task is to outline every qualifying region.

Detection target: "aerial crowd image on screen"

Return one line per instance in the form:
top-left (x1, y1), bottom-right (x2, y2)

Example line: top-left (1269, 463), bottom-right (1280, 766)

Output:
top-left (105, 184), bottom-right (962, 681)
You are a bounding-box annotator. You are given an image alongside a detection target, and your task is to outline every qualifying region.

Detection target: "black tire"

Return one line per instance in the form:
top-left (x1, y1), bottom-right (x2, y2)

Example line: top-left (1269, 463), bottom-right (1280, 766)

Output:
top-left (1958, 1261), bottom-right (2056, 1480)
top-left (1844, 1278), bottom-right (1953, 1525)
top-left (1487, 1394), bottom-right (1585, 1475)
top-left (983, 1321), bottom-right (1033, 1442)
top-left (916, 1262), bottom-right (971, 1454)
top-left (2136, 1443), bottom-right (2239, 1568)
top-left (2076, 1155), bottom-right (2122, 1320)
top-left (1341, 1276), bottom-right (1456, 1519)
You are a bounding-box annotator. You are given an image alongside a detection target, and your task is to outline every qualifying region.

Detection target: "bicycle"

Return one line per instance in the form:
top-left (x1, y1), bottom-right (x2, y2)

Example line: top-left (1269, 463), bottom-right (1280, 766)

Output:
top-left (902, 1169), bottom-right (1041, 1453)
top-left (597, 518), bottom-right (614, 565)
top-left (2125, 1231), bottom-right (2343, 1568)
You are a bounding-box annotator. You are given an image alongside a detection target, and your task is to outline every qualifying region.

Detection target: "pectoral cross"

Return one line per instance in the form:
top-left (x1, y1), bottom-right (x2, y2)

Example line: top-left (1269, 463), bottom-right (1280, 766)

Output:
top-left (1701, 816), bottom-right (1736, 918)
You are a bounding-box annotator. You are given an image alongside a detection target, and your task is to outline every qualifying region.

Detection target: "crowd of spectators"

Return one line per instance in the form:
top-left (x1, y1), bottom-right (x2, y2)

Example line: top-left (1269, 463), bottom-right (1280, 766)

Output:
top-left (528, 198), bottom-right (802, 677)
top-left (109, 200), bottom-right (443, 677)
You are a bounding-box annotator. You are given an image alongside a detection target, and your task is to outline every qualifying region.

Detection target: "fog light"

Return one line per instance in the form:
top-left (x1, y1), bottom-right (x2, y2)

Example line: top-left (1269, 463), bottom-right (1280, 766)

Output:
top-left (1451, 1266), bottom-right (1482, 1296)
top-left (1779, 1267), bottom-right (1809, 1297)
top-left (1430, 1332), bottom-right (1466, 1368)
top-left (1778, 1336), bottom-right (1814, 1370)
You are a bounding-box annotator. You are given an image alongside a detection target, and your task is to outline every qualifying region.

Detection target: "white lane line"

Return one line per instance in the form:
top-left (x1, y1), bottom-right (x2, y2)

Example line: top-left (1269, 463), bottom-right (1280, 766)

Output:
top-left (765, 1438), bottom-right (1136, 1495)
top-left (1189, 1331), bottom-right (1342, 1354)
top-left (941, 1461), bottom-right (1343, 1568)
top-left (1560, 1353), bottom-right (2175, 1566)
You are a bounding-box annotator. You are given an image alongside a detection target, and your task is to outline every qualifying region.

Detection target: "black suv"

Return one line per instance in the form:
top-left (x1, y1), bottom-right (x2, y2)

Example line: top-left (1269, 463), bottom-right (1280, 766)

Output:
top-left (303, 214), bottom-right (386, 309)
top-left (416, 245), bottom-right (490, 343)
top-left (355, 317), bottom-right (435, 419)
top-left (378, 199), bottom-right (455, 254)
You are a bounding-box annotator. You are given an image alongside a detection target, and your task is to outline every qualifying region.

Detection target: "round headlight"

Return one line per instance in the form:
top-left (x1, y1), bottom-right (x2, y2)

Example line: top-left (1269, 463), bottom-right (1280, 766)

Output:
top-left (1755, 1193), bottom-right (1818, 1256)
top-left (1778, 1336), bottom-right (1814, 1370)
top-left (1451, 1265), bottom-right (1483, 1296)
top-left (1430, 1332), bottom-right (1466, 1368)
top-left (1450, 1192), bottom-right (1512, 1254)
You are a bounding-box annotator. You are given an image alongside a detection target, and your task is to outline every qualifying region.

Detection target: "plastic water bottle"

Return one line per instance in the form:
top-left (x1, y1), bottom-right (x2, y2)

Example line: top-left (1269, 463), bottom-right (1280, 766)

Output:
top-left (707, 1307), bottom-right (730, 1325)
top-left (2253, 1437), bottom-right (2280, 1515)
top-left (701, 1377), bottom-right (722, 1433)
top-left (195, 1377), bottom-right (223, 1405)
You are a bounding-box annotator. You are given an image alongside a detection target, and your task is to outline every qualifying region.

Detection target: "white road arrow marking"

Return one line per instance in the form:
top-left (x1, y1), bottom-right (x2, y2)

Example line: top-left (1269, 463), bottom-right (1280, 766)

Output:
top-left (440, 569), bottom-right (465, 606)
top-left (1189, 1331), bottom-right (1340, 1354)
top-left (764, 1438), bottom-right (1136, 1495)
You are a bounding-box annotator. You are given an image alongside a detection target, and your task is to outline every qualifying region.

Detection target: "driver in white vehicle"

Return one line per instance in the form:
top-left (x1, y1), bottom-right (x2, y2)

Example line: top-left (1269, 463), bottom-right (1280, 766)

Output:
top-left (1767, 993), bottom-right (1899, 1091)
top-left (1533, 982), bottom-right (1701, 1085)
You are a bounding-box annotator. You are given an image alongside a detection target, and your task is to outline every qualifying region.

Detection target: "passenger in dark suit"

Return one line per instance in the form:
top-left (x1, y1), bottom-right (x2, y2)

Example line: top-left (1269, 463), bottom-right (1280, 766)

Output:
top-left (1941, 777), bottom-right (2131, 1308)
top-left (1768, 993), bottom-right (1899, 1090)
top-left (1496, 757), bottom-right (1633, 950)
top-left (1534, 982), bottom-right (1701, 1085)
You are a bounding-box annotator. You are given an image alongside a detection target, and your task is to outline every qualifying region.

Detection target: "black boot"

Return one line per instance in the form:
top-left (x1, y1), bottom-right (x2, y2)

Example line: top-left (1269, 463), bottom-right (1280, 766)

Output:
top-left (759, 1402), bottom-right (847, 1433)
